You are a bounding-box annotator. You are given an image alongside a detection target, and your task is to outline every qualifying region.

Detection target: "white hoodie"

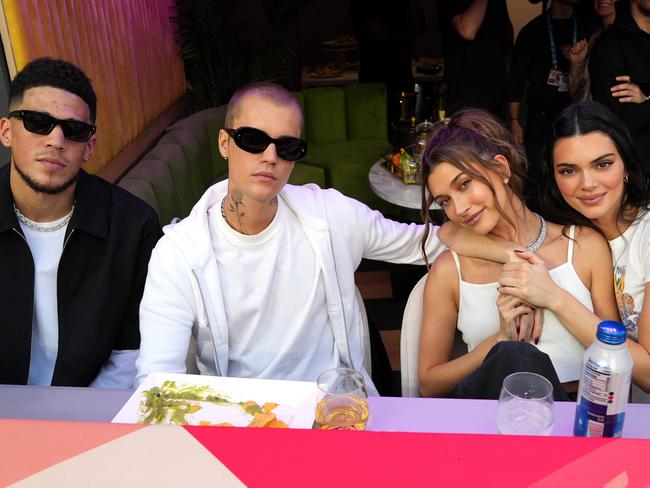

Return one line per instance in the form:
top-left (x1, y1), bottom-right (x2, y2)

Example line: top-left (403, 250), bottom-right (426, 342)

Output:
top-left (136, 180), bottom-right (444, 394)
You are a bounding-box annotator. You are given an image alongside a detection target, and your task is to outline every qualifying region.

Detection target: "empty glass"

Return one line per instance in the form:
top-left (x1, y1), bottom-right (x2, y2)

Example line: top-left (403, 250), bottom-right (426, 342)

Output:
top-left (315, 368), bottom-right (369, 430)
top-left (414, 119), bottom-right (435, 163)
top-left (496, 372), bottom-right (554, 436)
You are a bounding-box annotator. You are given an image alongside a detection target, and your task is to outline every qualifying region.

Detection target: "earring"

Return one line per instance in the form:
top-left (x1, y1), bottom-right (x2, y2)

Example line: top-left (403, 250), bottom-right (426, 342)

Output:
top-left (222, 154), bottom-right (228, 160)
top-left (503, 177), bottom-right (509, 184)
top-left (624, 175), bottom-right (629, 183)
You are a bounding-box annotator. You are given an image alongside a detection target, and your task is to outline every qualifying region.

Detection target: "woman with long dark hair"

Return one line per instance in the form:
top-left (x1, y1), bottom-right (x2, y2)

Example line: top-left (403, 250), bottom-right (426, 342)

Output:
top-left (530, 100), bottom-right (650, 391)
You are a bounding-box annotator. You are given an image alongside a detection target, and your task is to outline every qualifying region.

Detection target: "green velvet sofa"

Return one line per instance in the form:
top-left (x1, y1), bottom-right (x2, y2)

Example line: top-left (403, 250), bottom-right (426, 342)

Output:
top-left (118, 83), bottom-right (391, 225)
top-left (295, 83), bottom-right (392, 211)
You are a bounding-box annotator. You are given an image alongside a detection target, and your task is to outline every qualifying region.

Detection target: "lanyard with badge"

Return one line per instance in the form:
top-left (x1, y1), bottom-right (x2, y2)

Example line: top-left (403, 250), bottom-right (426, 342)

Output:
top-left (546, 12), bottom-right (576, 93)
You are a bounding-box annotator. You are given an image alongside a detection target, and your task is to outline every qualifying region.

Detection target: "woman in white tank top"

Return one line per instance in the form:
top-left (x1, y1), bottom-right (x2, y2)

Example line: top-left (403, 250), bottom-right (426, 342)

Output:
top-left (417, 108), bottom-right (619, 399)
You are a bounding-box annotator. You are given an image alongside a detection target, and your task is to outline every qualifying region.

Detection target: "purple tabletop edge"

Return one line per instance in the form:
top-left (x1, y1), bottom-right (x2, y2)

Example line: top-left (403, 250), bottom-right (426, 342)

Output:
top-left (367, 396), bottom-right (650, 438)
top-left (1, 385), bottom-right (648, 439)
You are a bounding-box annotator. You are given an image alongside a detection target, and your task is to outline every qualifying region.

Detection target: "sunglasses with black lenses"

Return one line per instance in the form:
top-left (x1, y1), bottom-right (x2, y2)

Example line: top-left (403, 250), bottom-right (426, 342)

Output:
top-left (225, 126), bottom-right (307, 161)
top-left (9, 109), bottom-right (96, 143)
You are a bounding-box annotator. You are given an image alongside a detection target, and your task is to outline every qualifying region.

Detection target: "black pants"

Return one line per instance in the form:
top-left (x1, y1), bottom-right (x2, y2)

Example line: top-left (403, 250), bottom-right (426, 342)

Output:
top-left (452, 341), bottom-right (570, 402)
top-left (367, 316), bottom-right (396, 397)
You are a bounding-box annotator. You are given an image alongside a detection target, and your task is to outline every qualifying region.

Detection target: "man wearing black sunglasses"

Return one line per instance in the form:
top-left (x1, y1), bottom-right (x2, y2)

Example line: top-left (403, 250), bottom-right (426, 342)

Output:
top-left (0, 58), bottom-right (162, 388)
top-left (137, 82), bottom-right (461, 393)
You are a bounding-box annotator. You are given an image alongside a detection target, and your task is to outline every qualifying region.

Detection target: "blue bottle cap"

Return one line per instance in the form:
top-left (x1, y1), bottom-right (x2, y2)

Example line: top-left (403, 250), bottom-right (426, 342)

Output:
top-left (596, 321), bottom-right (627, 345)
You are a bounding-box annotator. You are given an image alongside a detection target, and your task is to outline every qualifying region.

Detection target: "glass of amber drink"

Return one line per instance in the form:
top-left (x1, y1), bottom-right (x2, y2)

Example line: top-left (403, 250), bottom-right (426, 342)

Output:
top-left (315, 367), bottom-right (369, 430)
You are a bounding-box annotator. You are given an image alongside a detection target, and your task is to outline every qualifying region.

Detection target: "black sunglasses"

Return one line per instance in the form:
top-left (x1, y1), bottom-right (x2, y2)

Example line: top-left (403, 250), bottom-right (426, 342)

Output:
top-left (225, 126), bottom-right (307, 161)
top-left (9, 109), bottom-right (96, 143)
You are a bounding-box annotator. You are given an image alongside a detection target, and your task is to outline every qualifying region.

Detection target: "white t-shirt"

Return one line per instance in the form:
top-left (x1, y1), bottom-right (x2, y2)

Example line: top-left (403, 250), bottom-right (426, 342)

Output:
top-left (609, 209), bottom-right (650, 341)
top-left (19, 216), bottom-right (68, 386)
top-left (210, 198), bottom-right (339, 381)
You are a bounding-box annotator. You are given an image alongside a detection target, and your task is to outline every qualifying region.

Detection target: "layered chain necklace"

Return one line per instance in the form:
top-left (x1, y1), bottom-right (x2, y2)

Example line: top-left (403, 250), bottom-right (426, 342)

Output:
top-left (525, 213), bottom-right (547, 253)
top-left (13, 204), bottom-right (74, 233)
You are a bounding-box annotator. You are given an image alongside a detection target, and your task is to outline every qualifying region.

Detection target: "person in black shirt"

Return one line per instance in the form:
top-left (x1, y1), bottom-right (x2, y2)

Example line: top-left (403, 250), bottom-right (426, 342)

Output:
top-left (437, 0), bottom-right (513, 118)
top-left (507, 0), bottom-right (596, 181)
top-left (589, 0), bottom-right (650, 166)
top-left (349, 0), bottom-right (424, 93)
top-left (0, 58), bottom-right (162, 387)
top-left (349, 0), bottom-right (425, 127)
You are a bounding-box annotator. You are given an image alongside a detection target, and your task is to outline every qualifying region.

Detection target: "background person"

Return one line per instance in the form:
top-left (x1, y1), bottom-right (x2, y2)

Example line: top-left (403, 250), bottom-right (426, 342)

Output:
top-left (417, 108), bottom-right (618, 400)
top-left (437, 0), bottom-right (513, 118)
top-left (564, 0), bottom-right (618, 100)
top-left (563, 0), bottom-right (646, 106)
top-left (0, 58), bottom-right (162, 387)
top-left (507, 0), bottom-right (596, 188)
top-left (349, 0), bottom-right (424, 123)
top-left (589, 0), bottom-right (650, 165)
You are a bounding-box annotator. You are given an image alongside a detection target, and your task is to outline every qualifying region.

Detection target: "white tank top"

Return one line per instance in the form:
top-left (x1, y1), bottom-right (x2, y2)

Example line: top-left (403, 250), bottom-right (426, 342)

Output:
top-left (452, 226), bottom-right (591, 383)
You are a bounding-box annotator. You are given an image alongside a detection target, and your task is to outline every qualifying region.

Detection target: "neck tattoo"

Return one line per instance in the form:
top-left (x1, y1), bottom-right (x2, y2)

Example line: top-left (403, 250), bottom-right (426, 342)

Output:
top-left (220, 197), bottom-right (227, 221)
top-left (13, 203), bottom-right (74, 233)
top-left (221, 194), bottom-right (249, 234)
top-left (526, 213), bottom-right (547, 253)
top-left (221, 196), bottom-right (242, 233)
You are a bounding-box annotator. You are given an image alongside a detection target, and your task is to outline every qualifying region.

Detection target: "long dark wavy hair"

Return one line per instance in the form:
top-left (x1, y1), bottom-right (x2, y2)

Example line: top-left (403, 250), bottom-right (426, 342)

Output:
top-left (537, 101), bottom-right (650, 235)
top-left (419, 108), bottom-right (528, 265)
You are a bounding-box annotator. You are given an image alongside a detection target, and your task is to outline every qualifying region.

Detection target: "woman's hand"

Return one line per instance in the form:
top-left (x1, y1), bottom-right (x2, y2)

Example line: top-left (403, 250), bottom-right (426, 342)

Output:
top-left (561, 38), bottom-right (589, 65)
top-left (498, 250), bottom-right (559, 310)
top-left (515, 306), bottom-right (544, 344)
top-left (611, 76), bottom-right (648, 104)
top-left (497, 293), bottom-right (535, 342)
top-left (497, 293), bottom-right (544, 343)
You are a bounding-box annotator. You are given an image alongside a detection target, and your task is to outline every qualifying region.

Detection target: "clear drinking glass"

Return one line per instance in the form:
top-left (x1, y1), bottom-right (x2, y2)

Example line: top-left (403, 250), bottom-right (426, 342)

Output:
top-left (315, 367), bottom-right (369, 430)
top-left (496, 372), bottom-right (554, 436)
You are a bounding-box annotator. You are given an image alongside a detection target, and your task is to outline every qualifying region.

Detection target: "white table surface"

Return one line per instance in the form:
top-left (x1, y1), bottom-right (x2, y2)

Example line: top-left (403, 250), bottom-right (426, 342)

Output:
top-left (369, 160), bottom-right (436, 210)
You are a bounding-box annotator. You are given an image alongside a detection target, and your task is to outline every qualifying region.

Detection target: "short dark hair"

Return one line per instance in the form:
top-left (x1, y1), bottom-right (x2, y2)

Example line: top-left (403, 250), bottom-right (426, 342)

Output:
top-left (224, 81), bottom-right (302, 129)
top-left (537, 101), bottom-right (650, 233)
top-left (9, 57), bottom-right (97, 122)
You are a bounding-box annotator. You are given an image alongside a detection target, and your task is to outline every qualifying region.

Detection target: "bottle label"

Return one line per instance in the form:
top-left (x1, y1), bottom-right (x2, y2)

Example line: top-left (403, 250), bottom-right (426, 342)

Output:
top-left (573, 358), bottom-right (631, 438)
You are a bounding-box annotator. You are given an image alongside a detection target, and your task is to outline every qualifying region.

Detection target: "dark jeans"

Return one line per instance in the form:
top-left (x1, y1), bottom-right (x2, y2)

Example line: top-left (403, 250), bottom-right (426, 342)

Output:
top-left (367, 316), bottom-right (396, 397)
top-left (452, 341), bottom-right (570, 402)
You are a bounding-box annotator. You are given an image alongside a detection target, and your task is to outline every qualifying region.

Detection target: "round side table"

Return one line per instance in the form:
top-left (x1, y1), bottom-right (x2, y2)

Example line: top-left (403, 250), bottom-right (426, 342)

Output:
top-left (368, 161), bottom-right (439, 210)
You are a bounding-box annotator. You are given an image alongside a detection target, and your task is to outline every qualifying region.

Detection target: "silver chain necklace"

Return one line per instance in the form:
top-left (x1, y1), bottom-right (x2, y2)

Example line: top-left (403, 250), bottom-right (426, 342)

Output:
top-left (13, 204), bottom-right (74, 233)
top-left (526, 212), bottom-right (547, 253)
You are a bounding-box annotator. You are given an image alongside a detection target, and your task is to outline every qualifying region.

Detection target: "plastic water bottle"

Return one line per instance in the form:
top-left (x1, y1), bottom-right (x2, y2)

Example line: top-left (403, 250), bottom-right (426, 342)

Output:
top-left (574, 321), bottom-right (633, 438)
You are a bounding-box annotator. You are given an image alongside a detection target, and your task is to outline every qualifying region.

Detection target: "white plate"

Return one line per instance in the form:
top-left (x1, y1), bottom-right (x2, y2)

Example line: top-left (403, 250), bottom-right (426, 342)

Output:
top-left (112, 373), bottom-right (319, 429)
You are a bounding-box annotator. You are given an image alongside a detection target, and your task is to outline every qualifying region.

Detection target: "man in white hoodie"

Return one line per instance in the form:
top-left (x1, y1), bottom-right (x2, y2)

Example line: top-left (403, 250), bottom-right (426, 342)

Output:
top-left (136, 82), bottom-right (480, 394)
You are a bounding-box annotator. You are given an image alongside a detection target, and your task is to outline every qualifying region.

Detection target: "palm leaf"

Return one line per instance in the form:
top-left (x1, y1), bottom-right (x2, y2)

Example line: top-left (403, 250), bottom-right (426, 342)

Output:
top-left (172, 0), bottom-right (312, 110)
